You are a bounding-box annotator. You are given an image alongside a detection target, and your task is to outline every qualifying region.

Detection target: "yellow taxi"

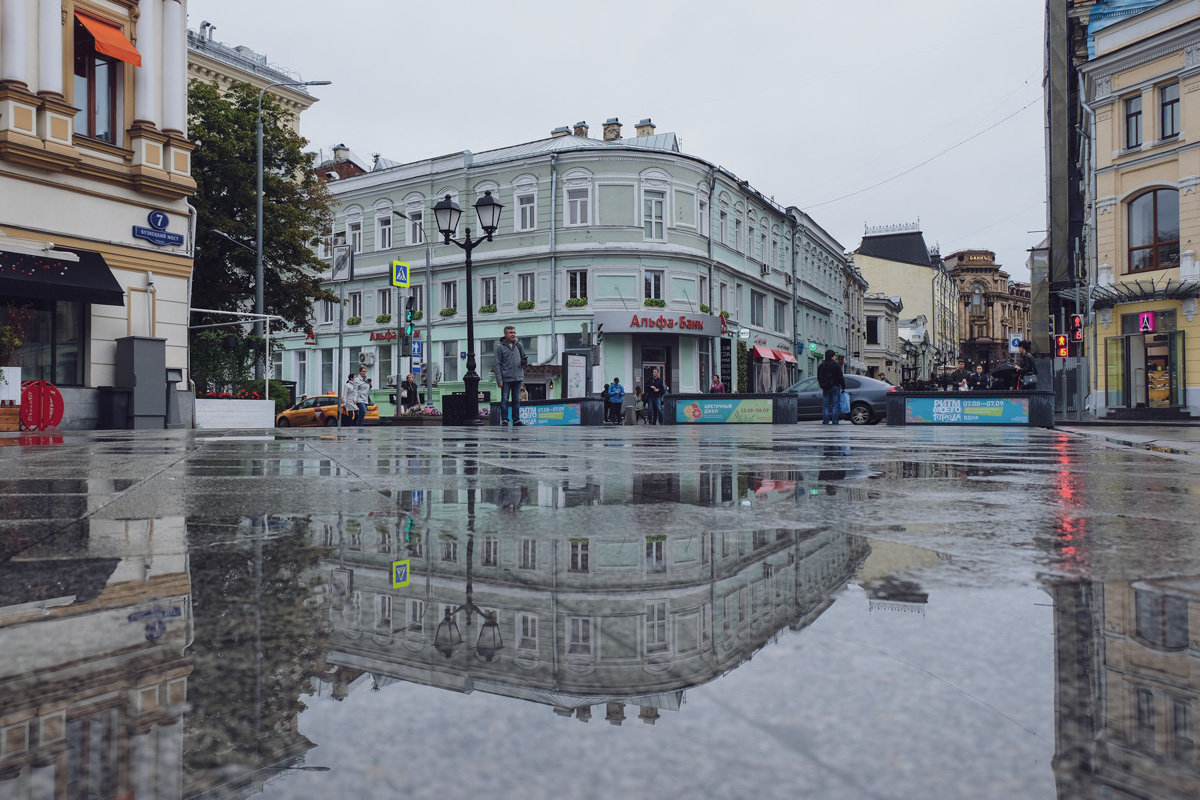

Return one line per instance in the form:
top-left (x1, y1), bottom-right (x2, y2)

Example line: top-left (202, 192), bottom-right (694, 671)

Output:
top-left (275, 393), bottom-right (380, 427)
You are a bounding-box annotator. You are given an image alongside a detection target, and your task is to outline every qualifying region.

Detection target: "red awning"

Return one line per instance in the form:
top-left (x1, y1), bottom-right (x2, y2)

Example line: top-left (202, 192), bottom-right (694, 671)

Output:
top-left (773, 349), bottom-right (797, 363)
top-left (75, 11), bottom-right (142, 67)
top-left (751, 345), bottom-right (776, 359)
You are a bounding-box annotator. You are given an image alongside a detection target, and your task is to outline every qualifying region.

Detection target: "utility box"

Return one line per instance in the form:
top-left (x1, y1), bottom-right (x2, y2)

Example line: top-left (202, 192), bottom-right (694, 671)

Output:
top-left (115, 336), bottom-right (167, 429)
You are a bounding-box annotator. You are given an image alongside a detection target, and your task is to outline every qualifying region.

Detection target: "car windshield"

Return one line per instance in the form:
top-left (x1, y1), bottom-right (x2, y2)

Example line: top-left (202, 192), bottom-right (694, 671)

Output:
top-left (788, 377), bottom-right (820, 393)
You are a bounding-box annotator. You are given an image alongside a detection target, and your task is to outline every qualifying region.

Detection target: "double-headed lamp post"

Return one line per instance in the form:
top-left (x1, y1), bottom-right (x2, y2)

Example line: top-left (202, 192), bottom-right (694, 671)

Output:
top-left (433, 191), bottom-right (503, 424)
top-left (255, 79), bottom-right (331, 378)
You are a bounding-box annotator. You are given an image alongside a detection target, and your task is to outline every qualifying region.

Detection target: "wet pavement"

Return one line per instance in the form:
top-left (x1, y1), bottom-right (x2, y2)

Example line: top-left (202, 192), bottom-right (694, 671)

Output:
top-left (2, 423), bottom-right (1200, 799)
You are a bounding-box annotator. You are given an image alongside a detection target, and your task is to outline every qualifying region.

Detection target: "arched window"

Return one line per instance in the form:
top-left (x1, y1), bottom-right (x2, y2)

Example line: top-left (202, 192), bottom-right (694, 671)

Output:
top-left (1128, 189), bottom-right (1180, 272)
top-left (970, 285), bottom-right (984, 315)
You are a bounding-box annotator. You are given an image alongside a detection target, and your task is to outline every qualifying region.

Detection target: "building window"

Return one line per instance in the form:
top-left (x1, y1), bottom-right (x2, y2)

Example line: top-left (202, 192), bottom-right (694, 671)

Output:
top-left (719, 210), bottom-right (728, 243)
top-left (646, 601), bottom-right (668, 653)
top-left (567, 188), bottom-right (589, 226)
top-left (440, 536), bottom-right (458, 563)
top-left (377, 288), bottom-right (392, 317)
top-left (1128, 189), bottom-right (1180, 273)
top-left (750, 291), bottom-right (765, 327)
top-left (0, 300), bottom-right (86, 386)
top-left (1173, 699), bottom-right (1194, 761)
top-left (645, 270), bottom-right (664, 301)
top-left (376, 214), bottom-right (392, 250)
top-left (348, 220), bottom-right (363, 253)
top-left (1161, 82), bottom-right (1180, 139)
top-left (481, 276), bottom-right (497, 307)
top-left (1125, 95), bottom-right (1143, 149)
top-left (519, 538), bottom-right (536, 569)
top-left (735, 218), bottom-right (743, 251)
top-left (970, 285), bottom-right (984, 315)
top-left (407, 210), bottom-right (425, 245)
top-left (644, 189), bottom-right (666, 240)
top-left (73, 20), bottom-right (119, 143)
top-left (1135, 590), bottom-right (1189, 650)
top-left (866, 316), bottom-right (879, 345)
top-left (442, 280), bottom-right (458, 310)
top-left (442, 339), bottom-right (458, 382)
top-left (519, 273), bottom-right (535, 305)
top-left (516, 192), bottom-right (536, 231)
top-left (646, 536), bottom-right (666, 573)
top-left (409, 285), bottom-right (423, 315)
top-left (773, 299), bottom-right (786, 332)
top-left (567, 617), bottom-right (592, 655)
top-left (568, 270), bottom-right (588, 300)
top-left (569, 539), bottom-right (589, 572)
top-left (1136, 687), bottom-right (1156, 749)
top-left (699, 198), bottom-right (709, 233)
top-left (348, 291), bottom-right (362, 319)
top-left (407, 599), bottom-right (425, 632)
top-left (699, 275), bottom-right (708, 307)
top-left (517, 613), bottom-right (538, 651)
top-left (482, 536), bottom-right (498, 567)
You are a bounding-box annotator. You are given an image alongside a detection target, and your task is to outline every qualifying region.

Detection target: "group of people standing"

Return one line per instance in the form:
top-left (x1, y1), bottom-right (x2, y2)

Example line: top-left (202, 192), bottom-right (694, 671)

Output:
top-left (340, 366), bottom-right (373, 426)
top-left (602, 367), bottom-right (668, 424)
top-left (944, 341), bottom-right (1037, 392)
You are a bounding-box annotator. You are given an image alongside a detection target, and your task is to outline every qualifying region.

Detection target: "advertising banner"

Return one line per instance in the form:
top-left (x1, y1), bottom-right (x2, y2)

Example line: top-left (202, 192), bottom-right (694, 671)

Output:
top-left (518, 402), bottom-right (583, 426)
top-left (675, 398), bottom-right (774, 423)
top-left (905, 396), bottom-right (1030, 424)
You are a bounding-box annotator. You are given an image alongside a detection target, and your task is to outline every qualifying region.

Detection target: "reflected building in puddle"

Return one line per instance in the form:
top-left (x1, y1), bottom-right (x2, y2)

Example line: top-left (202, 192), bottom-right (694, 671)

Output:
top-left (1053, 577), bottom-right (1200, 799)
top-left (309, 467), bottom-right (869, 723)
top-left (0, 518), bottom-right (191, 800)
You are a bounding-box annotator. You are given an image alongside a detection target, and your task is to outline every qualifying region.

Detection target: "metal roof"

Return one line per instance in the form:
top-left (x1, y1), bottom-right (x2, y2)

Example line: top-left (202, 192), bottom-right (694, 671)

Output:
top-left (471, 132), bottom-right (681, 166)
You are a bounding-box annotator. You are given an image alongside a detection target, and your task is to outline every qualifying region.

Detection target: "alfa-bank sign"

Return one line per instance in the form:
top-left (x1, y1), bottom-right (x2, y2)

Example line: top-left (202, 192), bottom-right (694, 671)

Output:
top-left (591, 310), bottom-right (723, 337)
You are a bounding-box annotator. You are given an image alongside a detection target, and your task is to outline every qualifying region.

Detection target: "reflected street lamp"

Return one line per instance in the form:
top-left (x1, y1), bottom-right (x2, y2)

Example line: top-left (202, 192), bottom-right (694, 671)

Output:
top-left (433, 532), bottom-right (504, 661)
top-left (433, 191), bottom-right (503, 424)
top-left (255, 79), bottom-right (331, 378)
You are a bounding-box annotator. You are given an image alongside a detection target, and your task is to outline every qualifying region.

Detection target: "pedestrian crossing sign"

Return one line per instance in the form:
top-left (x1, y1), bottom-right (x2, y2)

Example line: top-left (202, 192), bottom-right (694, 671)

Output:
top-left (391, 260), bottom-right (410, 288)
top-left (391, 559), bottom-right (411, 588)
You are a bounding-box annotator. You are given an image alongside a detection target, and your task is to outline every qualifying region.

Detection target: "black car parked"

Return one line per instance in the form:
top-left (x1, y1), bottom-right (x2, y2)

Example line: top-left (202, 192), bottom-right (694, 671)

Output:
top-left (785, 375), bottom-right (896, 424)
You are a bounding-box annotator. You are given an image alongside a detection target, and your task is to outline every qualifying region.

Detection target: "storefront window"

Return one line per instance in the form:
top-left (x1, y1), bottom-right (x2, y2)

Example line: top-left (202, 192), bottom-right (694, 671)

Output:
top-left (1128, 189), bottom-right (1180, 273)
top-left (1, 300), bottom-right (85, 386)
top-left (1106, 337), bottom-right (1126, 408)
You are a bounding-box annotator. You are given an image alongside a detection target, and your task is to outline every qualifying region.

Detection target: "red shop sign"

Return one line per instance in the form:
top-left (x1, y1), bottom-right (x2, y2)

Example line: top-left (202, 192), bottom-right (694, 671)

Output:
top-left (20, 380), bottom-right (65, 431)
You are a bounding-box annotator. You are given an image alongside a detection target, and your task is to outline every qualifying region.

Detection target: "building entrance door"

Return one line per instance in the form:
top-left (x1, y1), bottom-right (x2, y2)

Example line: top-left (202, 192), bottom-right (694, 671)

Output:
top-left (1105, 331), bottom-right (1186, 409)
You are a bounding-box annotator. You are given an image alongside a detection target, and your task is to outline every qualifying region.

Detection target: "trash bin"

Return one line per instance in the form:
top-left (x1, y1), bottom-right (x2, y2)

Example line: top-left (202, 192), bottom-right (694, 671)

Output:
top-left (441, 392), bottom-right (469, 426)
top-left (96, 386), bottom-right (131, 429)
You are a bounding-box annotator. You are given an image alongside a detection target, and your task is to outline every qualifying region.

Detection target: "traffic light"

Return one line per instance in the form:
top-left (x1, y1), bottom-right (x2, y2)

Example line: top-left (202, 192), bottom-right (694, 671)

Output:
top-left (404, 296), bottom-right (416, 337)
top-left (596, 323), bottom-right (604, 345)
top-left (1054, 334), bottom-right (1069, 358)
top-left (1070, 314), bottom-right (1084, 342)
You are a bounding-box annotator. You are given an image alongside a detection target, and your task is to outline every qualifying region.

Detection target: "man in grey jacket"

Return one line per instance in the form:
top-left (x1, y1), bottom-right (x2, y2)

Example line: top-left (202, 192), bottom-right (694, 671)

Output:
top-left (493, 325), bottom-right (527, 426)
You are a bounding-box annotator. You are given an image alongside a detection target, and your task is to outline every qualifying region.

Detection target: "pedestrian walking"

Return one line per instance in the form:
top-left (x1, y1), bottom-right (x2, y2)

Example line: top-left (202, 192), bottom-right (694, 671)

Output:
top-left (608, 377), bottom-right (626, 424)
top-left (354, 366), bottom-right (371, 426)
top-left (493, 325), bottom-right (527, 426)
top-left (709, 374), bottom-right (726, 393)
top-left (342, 373), bottom-right (359, 425)
top-left (816, 349), bottom-right (845, 425)
top-left (399, 373), bottom-right (419, 412)
top-left (646, 367), bottom-right (666, 424)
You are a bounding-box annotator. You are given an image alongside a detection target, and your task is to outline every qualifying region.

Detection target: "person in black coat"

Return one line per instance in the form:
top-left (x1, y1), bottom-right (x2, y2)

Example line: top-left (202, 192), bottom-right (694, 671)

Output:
top-left (646, 368), bottom-right (667, 425)
top-left (816, 350), bottom-right (846, 425)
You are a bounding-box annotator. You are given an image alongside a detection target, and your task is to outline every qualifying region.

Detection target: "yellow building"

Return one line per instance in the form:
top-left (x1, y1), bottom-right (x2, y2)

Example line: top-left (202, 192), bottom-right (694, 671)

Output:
top-left (1081, 0), bottom-right (1200, 418)
top-left (1, 0), bottom-right (194, 428)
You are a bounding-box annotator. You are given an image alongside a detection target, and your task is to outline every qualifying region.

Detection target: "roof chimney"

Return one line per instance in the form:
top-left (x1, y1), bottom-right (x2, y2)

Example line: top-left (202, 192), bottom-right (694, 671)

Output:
top-left (550, 125), bottom-right (570, 138)
top-left (332, 143), bottom-right (349, 163)
top-left (635, 118), bottom-right (656, 137)
top-left (573, 120), bottom-right (589, 138)
top-left (603, 117), bottom-right (622, 141)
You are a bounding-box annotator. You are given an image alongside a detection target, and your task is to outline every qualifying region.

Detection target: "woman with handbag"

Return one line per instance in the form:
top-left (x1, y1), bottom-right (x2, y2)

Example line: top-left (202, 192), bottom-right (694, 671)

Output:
top-left (1015, 340), bottom-right (1036, 389)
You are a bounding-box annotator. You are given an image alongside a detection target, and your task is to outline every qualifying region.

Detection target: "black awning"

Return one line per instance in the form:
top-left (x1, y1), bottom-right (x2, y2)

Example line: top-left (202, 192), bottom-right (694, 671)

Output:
top-left (0, 247), bottom-right (125, 306)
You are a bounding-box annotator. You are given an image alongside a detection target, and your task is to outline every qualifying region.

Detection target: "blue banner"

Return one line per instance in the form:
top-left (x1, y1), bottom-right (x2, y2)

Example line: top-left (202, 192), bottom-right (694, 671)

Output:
top-left (905, 396), bottom-right (1029, 424)
top-left (518, 403), bottom-right (582, 426)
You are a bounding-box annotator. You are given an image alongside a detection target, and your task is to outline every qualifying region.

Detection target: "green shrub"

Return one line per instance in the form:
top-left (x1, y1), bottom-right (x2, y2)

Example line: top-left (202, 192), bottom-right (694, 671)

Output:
top-left (347, 316), bottom-right (361, 325)
top-left (518, 300), bottom-right (535, 311)
top-left (643, 298), bottom-right (666, 308)
top-left (439, 307), bottom-right (457, 317)
top-left (565, 297), bottom-right (588, 308)
top-left (478, 304), bottom-right (497, 313)
top-left (699, 303), bottom-right (710, 313)
top-left (376, 313), bottom-right (392, 324)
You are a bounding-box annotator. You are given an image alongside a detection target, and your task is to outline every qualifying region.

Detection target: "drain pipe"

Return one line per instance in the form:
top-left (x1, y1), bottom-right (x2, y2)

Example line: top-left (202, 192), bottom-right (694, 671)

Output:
top-left (548, 153), bottom-right (559, 366)
top-left (788, 211), bottom-right (799, 375)
top-left (1079, 73), bottom-right (1098, 417)
top-left (186, 203), bottom-right (199, 400)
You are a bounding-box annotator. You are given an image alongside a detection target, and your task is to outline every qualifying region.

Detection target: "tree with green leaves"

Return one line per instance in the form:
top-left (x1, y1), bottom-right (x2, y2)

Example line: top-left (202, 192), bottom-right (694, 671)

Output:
top-left (188, 79), bottom-right (334, 343)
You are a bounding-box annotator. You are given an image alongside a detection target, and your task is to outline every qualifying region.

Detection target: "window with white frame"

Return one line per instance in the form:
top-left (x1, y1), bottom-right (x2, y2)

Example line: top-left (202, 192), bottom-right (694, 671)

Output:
top-left (519, 538), bottom-right (536, 569)
top-left (442, 339), bottom-right (458, 382)
top-left (271, 349), bottom-right (282, 380)
top-left (699, 198), bottom-right (709, 234)
top-left (773, 299), bottom-right (786, 332)
top-left (569, 539), bottom-right (589, 572)
top-left (348, 291), bottom-right (362, 319)
top-left (296, 350), bottom-right (308, 395)
top-left (321, 299), bottom-right (335, 324)
top-left (519, 273), bottom-right (535, 304)
top-left (410, 284), bottom-right (423, 314)
top-left (760, 233), bottom-right (767, 262)
top-left (481, 276), bottom-right (497, 307)
top-left (734, 218), bottom-right (743, 251)
top-left (720, 283), bottom-right (728, 313)
top-left (442, 280), bottom-right (457, 310)
top-left (748, 223), bottom-right (756, 258)
top-left (377, 288), bottom-right (392, 317)
top-left (407, 599), bottom-right (425, 631)
top-left (771, 237), bottom-right (779, 267)
top-left (567, 188), bottom-right (589, 226)
top-left (719, 210), bottom-right (728, 243)
top-left (517, 191), bottom-right (536, 231)
top-left (646, 536), bottom-right (666, 573)
top-left (319, 235), bottom-right (332, 259)
top-left (376, 594), bottom-right (393, 630)
top-left (407, 210), bottom-right (425, 245)
top-left (482, 536), bottom-right (498, 567)
top-left (645, 270), bottom-right (664, 301)
top-left (376, 213), bottom-right (392, 250)
top-left (699, 275), bottom-right (708, 308)
top-left (517, 613), bottom-right (538, 651)
top-left (440, 536), bottom-right (458, 563)
top-left (644, 189), bottom-right (666, 240)
top-left (567, 616), bottom-right (592, 655)
top-left (646, 601), bottom-right (668, 653)
top-left (568, 270), bottom-right (587, 300)
top-left (348, 219), bottom-right (363, 253)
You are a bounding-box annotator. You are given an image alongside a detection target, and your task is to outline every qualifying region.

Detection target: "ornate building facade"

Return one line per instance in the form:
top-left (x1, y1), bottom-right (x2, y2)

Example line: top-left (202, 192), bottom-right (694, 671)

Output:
top-left (944, 249), bottom-right (1031, 369)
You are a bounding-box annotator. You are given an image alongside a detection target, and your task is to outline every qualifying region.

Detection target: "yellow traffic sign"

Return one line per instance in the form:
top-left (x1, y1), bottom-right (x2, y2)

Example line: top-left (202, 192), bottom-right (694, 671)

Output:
top-left (391, 559), bottom-right (411, 588)
top-left (391, 260), bottom-right (410, 288)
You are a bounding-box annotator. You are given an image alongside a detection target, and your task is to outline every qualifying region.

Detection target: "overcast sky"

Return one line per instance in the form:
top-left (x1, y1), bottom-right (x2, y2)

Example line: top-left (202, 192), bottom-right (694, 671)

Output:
top-left (188, 0), bottom-right (1046, 281)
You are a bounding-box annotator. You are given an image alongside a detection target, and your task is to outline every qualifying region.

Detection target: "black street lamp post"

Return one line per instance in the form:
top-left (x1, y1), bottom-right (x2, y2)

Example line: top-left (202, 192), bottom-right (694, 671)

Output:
top-left (433, 191), bottom-right (503, 425)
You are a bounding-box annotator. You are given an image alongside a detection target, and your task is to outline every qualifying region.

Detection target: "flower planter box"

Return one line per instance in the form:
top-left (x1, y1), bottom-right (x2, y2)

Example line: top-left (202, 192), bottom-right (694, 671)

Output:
top-left (0, 405), bottom-right (18, 432)
top-left (389, 416), bottom-right (443, 426)
top-left (194, 398), bottom-right (276, 429)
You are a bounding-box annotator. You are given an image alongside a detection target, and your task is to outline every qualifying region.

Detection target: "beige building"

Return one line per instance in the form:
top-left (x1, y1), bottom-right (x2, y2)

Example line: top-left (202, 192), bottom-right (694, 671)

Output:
top-left (944, 248), bottom-right (1031, 368)
top-left (853, 223), bottom-right (960, 380)
top-left (863, 293), bottom-right (903, 382)
top-left (1, 0), bottom-right (195, 428)
top-left (1080, 0), bottom-right (1200, 418)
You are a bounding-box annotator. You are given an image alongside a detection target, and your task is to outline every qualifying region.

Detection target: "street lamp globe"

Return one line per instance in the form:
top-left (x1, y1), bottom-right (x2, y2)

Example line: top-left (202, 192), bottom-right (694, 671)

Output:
top-left (433, 195), bottom-right (462, 243)
top-left (473, 190), bottom-right (503, 239)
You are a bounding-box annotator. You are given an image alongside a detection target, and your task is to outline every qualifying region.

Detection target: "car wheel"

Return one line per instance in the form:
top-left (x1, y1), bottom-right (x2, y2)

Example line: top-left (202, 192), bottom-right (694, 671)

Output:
top-left (324, 417), bottom-right (339, 427)
top-left (849, 402), bottom-right (872, 425)
top-left (276, 418), bottom-right (290, 427)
